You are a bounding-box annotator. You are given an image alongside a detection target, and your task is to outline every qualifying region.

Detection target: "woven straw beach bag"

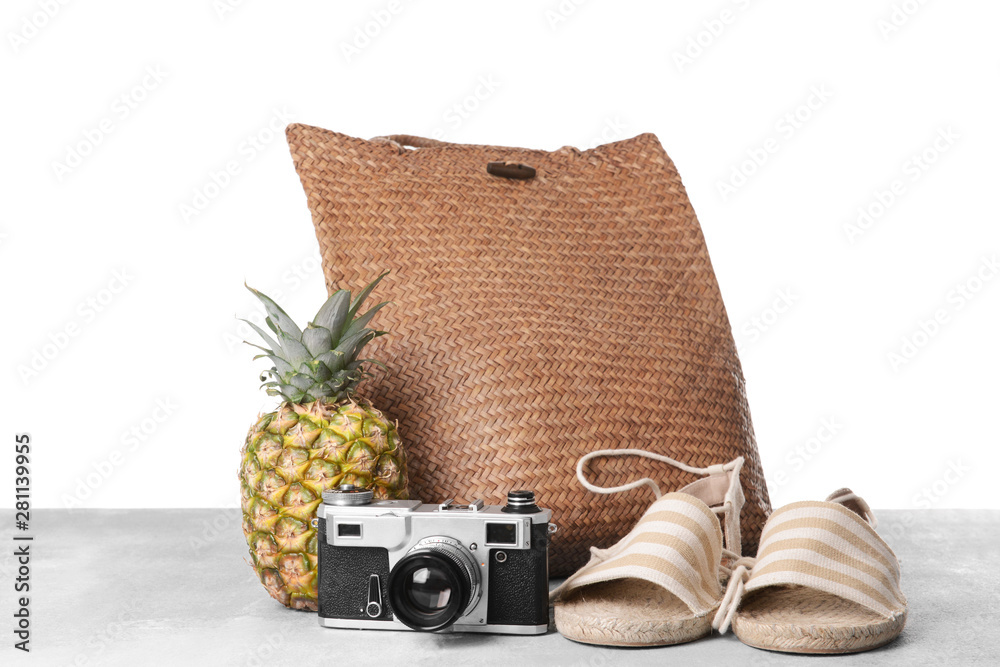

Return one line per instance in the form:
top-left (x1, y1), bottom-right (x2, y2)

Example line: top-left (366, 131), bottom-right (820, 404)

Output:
top-left (285, 125), bottom-right (771, 576)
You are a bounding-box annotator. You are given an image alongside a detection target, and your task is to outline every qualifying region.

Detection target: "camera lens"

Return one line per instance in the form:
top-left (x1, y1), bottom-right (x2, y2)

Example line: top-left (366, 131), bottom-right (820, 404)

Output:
top-left (405, 566), bottom-right (454, 613)
top-left (388, 541), bottom-right (479, 632)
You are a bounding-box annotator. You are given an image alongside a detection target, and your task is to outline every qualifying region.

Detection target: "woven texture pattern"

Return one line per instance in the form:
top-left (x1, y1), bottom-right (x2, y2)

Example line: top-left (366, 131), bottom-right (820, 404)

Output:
top-left (285, 125), bottom-right (771, 575)
top-left (733, 587), bottom-right (907, 654)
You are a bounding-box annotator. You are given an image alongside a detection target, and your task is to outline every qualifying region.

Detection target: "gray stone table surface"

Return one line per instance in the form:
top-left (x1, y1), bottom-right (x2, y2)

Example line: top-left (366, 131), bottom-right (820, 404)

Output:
top-left (1, 509), bottom-right (997, 666)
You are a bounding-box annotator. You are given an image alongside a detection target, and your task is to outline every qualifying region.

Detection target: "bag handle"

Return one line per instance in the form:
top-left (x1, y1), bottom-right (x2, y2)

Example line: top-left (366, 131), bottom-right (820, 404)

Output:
top-left (372, 135), bottom-right (537, 180)
top-left (371, 134), bottom-right (453, 150)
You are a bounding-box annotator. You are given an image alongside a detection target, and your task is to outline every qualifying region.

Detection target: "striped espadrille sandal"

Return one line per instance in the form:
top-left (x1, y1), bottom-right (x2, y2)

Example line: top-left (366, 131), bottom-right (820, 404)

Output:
top-left (713, 489), bottom-right (907, 654)
top-left (551, 450), bottom-right (746, 647)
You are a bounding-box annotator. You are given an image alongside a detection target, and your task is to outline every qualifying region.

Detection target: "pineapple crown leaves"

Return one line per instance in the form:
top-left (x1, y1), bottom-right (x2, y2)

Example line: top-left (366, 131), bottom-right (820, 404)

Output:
top-left (243, 270), bottom-right (390, 404)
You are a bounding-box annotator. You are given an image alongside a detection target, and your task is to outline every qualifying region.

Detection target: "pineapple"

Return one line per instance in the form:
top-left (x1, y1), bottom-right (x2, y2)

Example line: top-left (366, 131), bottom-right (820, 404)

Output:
top-left (239, 271), bottom-right (409, 610)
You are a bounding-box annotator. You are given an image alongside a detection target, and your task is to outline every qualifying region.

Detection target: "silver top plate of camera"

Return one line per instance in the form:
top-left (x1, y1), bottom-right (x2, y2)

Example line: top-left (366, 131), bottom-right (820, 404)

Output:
top-left (320, 499), bottom-right (548, 548)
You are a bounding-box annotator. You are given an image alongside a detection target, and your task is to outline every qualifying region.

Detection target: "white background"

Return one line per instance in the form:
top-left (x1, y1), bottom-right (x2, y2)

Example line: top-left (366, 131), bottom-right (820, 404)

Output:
top-left (2, 0), bottom-right (997, 511)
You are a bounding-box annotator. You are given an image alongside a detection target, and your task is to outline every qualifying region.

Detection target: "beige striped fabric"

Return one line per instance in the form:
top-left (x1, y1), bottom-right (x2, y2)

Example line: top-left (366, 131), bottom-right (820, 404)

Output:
top-left (551, 492), bottom-right (724, 616)
top-left (743, 500), bottom-right (907, 618)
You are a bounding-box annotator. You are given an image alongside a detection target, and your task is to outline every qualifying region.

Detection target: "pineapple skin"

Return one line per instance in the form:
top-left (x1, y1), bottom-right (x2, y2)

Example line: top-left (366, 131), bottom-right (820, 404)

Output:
top-left (239, 399), bottom-right (408, 610)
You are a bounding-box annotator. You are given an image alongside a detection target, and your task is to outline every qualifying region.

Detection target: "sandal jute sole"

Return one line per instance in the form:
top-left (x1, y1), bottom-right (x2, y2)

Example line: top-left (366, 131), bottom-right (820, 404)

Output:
top-left (731, 586), bottom-right (906, 654)
top-left (555, 580), bottom-right (715, 647)
top-left (714, 491), bottom-right (908, 654)
top-left (551, 455), bottom-right (747, 648)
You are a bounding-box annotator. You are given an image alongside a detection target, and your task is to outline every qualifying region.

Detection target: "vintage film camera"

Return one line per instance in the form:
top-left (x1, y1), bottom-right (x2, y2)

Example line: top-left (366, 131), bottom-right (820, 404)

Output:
top-left (317, 485), bottom-right (551, 634)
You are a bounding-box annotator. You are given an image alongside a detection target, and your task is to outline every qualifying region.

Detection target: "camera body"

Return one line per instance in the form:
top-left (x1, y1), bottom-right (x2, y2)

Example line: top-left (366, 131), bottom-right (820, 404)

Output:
top-left (317, 486), bottom-right (551, 634)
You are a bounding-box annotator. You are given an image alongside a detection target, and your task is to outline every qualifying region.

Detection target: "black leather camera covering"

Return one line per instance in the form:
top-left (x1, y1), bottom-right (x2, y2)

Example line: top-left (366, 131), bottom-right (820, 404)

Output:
top-left (317, 521), bottom-right (392, 620)
top-left (487, 521), bottom-right (549, 626)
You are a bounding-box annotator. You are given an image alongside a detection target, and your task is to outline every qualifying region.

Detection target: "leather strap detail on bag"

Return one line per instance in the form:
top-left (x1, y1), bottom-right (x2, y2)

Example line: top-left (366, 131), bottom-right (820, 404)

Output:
top-left (486, 161), bottom-right (536, 180)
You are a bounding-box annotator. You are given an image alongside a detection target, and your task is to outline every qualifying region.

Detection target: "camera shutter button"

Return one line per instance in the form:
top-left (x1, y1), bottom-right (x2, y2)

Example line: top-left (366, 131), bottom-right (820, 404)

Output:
top-left (323, 484), bottom-right (374, 506)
